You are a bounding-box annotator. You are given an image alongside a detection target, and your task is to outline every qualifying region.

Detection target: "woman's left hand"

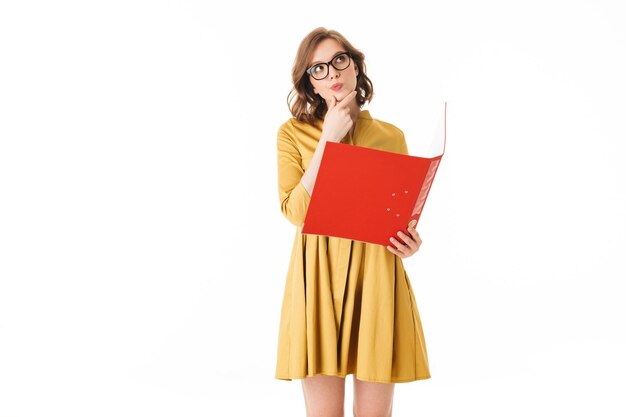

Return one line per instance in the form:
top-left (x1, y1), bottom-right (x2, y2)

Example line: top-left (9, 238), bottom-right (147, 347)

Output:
top-left (387, 227), bottom-right (422, 258)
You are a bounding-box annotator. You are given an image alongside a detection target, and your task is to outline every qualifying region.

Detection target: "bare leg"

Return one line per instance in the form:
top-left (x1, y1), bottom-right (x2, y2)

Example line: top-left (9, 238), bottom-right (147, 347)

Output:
top-left (301, 374), bottom-right (346, 417)
top-left (353, 376), bottom-right (395, 417)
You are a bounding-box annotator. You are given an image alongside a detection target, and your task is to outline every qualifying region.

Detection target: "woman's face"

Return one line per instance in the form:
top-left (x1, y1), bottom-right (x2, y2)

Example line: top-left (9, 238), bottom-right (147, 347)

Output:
top-left (307, 38), bottom-right (359, 105)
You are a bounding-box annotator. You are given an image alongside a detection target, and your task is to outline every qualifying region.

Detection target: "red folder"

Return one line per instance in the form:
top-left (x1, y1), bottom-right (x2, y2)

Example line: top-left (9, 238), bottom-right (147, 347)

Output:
top-left (302, 102), bottom-right (446, 246)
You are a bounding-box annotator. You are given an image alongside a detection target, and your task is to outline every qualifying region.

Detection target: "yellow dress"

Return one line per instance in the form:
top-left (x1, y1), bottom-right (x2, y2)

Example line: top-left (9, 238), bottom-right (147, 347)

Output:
top-left (275, 109), bottom-right (431, 384)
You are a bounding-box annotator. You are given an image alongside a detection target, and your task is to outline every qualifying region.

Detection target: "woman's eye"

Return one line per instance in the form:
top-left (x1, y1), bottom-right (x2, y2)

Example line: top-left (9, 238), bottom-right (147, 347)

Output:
top-left (312, 65), bottom-right (324, 73)
top-left (335, 55), bottom-right (345, 63)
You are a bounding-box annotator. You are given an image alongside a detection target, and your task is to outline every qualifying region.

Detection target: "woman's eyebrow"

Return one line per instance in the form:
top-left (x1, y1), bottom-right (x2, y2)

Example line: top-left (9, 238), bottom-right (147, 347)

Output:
top-left (309, 51), bottom-right (346, 66)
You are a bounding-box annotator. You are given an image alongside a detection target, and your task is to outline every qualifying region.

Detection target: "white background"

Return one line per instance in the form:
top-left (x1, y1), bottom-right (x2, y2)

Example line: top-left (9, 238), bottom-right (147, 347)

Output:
top-left (1, 0), bottom-right (625, 416)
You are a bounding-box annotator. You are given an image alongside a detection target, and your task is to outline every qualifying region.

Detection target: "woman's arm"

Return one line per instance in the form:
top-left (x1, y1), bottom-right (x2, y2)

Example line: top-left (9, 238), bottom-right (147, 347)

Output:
top-left (276, 91), bottom-right (357, 226)
top-left (299, 133), bottom-right (332, 197)
top-left (276, 121), bottom-right (329, 227)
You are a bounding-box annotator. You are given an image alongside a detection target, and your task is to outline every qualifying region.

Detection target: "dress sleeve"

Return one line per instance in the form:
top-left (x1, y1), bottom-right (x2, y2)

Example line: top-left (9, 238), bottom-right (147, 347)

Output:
top-left (399, 129), bottom-right (409, 155)
top-left (277, 120), bottom-right (311, 227)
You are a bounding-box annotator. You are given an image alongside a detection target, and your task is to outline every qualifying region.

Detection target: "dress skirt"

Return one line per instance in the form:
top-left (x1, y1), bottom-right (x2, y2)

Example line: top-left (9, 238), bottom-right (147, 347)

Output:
top-left (274, 227), bottom-right (431, 384)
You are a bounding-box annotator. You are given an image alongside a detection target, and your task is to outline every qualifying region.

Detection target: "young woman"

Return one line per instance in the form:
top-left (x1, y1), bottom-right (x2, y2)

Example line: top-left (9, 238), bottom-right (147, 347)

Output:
top-left (275, 27), bottom-right (431, 417)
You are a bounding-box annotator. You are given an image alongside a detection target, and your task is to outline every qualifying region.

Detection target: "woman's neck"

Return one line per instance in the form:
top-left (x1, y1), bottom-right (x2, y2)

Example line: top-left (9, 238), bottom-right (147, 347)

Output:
top-left (348, 100), bottom-right (361, 122)
top-left (347, 102), bottom-right (361, 140)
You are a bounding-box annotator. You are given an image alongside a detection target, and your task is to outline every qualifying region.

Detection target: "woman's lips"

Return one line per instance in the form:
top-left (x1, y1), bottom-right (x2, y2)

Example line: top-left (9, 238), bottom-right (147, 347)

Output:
top-left (331, 83), bottom-right (343, 91)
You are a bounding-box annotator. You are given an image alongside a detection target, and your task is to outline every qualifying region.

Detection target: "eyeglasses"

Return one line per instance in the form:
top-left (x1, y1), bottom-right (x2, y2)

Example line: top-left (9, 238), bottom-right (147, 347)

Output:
top-left (306, 52), bottom-right (352, 81)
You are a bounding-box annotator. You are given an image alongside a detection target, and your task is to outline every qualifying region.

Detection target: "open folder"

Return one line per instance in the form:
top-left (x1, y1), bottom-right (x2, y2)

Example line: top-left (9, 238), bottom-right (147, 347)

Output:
top-left (301, 102), bottom-right (447, 246)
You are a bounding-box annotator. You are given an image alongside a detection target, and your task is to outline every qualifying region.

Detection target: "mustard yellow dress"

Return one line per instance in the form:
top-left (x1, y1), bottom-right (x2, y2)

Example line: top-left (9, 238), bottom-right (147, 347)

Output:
top-left (275, 109), bottom-right (431, 384)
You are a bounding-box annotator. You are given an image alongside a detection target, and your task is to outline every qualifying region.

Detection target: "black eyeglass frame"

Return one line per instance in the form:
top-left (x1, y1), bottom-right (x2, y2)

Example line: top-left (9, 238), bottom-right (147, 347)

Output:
top-left (305, 52), bottom-right (352, 80)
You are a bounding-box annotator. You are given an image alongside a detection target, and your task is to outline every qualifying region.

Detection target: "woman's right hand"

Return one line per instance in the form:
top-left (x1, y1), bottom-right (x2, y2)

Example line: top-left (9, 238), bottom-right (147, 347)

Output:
top-left (321, 90), bottom-right (358, 143)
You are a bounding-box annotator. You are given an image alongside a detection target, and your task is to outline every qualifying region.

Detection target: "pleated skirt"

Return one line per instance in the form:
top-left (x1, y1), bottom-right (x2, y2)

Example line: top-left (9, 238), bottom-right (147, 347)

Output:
top-left (275, 228), bottom-right (431, 383)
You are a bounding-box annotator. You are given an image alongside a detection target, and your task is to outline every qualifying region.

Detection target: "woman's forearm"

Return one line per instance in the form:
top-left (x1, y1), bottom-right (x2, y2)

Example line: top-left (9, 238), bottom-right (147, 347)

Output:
top-left (300, 135), bottom-right (333, 197)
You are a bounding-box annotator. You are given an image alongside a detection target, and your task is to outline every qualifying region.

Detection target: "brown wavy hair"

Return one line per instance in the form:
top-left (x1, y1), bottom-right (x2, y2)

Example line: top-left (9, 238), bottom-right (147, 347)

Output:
top-left (287, 27), bottom-right (374, 126)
